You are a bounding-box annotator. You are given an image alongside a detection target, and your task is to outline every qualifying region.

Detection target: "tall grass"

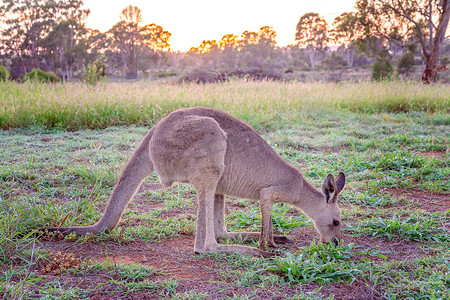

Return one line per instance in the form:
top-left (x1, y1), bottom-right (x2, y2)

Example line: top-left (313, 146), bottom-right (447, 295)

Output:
top-left (1, 80), bottom-right (449, 130)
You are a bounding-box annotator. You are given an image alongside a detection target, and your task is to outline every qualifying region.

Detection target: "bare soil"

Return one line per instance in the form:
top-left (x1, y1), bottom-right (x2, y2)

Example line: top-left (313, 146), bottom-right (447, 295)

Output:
top-left (383, 188), bottom-right (450, 212)
top-left (30, 187), bottom-right (448, 299)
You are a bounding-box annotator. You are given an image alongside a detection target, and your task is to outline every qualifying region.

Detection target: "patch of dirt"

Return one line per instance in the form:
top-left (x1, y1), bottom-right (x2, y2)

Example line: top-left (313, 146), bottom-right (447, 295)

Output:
top-left (32, 221), bottom-right (433, 300)
top-left (126, 200), bottom-right (164, 215)
top-left (30, 186), bottom-right (442, 300)
top-left (41, 236), bottom-right (221, 281)
top-left (138, 183), bottom-right (163, 192)
top-left (95, 237), bottom-right (220, 281)
top-left (416, 151), bottom-right (447, 160)
top-left (383, 188), bottom-right (450, 212)
top-left (119, 183), bottom-right (165, 214)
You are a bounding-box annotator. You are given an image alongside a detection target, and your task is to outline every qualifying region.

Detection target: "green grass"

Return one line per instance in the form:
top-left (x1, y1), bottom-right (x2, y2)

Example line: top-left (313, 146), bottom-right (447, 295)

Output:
top-left (227, 203), bottom-right (311, 233)
top-left (0, 81), bottom-right (449, 299)
top-left (347, 215), bottom-right (450, 242)
top-left (267, 242), bottom-right (376, 284)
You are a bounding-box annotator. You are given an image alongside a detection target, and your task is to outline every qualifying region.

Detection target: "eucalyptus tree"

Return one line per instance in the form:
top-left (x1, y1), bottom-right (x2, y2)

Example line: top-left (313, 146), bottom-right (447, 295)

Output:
top-left (295, 12), bottom-right (329, 68)
top-left (107, 5), bottom-right (171, 79)
top-left (0, 0), bottom-right (89, 76)
top-left (355, 0), bottom-right (450, 83)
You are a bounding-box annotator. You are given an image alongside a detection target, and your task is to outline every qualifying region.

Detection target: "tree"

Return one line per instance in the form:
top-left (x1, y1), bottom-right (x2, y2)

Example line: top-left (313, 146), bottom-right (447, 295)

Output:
top-left (218, 34), bottom-right (239, 68)
top-left (295, 13), bottom-right (329, 68)
top-left (112, 5), bottom-right (142, 79)
top-left (256, 26), bottom-right (277, 59)
top-left (239, 27), bottom-right (277, 60)
top-left (240, 30), bottom-right (259, 47)
top-left (355, 0), bottom-right (450, 83)
top-left (372, 54), bottom-right (394, 80)
top-left (332, 12), bottom-right (365, 67)
top-left (141, 24), bottom-right (171, 52)
top-left (218, 34), bottom-right (239, 50)
top-left (107, 5), bottom-right (171, 79)
top-left (40, 19), bottom-right (88, 81)
top-left (197, 40), bottom-right (218, 53)
top-left (258, 26), bottom-right (277, 47)
top-left (0, 0), bottom-right (89, 75)
top-left (85, 29), bottom-right (108, 63)
top-left (398, 51), bottom-right (415, 76)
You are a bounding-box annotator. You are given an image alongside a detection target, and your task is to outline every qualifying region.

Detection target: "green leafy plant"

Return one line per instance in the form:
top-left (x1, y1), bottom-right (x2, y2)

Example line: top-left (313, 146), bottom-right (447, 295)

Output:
top-left (398, 51), bottom-right (415, 75)
top-left (0, 201), bottom-right (39, 266)
top-left (267, 242), bottom-right (365, 284)
top-left (114, 263), bottom-right (158, 283)
top-left (23, 68), bottom-right (61, 83)
top-left (347, 216), bottom-right (449, 242)
top-left (84, 58), bottom-right (106, 85)
top-left (0, 66), bottom-right (10, 81)
top-left (372, 55), bottom-right (394, 81)
top-left (227, 204), bottom-right (309, 233)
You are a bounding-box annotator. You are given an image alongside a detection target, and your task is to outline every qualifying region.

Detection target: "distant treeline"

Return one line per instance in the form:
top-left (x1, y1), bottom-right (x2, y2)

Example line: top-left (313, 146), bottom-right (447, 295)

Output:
top-left (0, 0), bottom-right (449, 83)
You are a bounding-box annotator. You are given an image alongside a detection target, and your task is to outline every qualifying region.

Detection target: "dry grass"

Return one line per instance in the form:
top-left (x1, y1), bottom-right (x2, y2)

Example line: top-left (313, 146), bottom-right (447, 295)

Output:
top-left (1, 80), bottom-right (449, 130)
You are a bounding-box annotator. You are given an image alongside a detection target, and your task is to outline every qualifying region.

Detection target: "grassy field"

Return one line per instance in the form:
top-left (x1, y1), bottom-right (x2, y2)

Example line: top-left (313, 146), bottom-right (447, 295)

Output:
top-left (0, 81), bottom-right (449, 299)
top-left (1, 80), bottom-right (449, 130)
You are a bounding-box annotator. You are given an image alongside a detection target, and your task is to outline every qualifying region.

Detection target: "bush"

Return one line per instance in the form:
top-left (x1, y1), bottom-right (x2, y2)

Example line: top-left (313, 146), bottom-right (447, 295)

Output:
top-left (398, 51), bottom-right (415, 75)
top-left (84, 59), bottom-right (106, 85)
top-left (371, 56), bottom-right (394, 81)
top-left (23, 68), bottom-right (61, 83)
top-left (0, 66), bottom-right (10, 81)
top-left (323, 52), bottom-right (346, 70)
top-left (152, 71), bottom-right (177, 79)
top-left (180, 69), bottom-right (225, 84)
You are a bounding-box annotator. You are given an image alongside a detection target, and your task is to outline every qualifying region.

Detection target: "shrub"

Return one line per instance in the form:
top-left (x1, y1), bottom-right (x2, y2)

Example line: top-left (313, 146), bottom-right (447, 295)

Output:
top-left (84, 58), bottom-right (106, 85)
top-left (371, 56), bottom-right (394, 81)
top-left (323, 52), bottom-right (346, 70)
top-left (398, 51), bottom-right (415, 75)
top-left (23, 68), bottom-right (61, 83)
top-left (180, 69), bottom-right (225, 84)
top-left (0, 66), bottom-right (10, 81)
top-left (152, 71), bottom-right (177, 79)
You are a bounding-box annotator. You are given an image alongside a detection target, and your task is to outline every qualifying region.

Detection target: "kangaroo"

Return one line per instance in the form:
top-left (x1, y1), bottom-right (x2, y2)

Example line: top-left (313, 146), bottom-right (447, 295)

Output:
top-left (45, 107), bottom-right (346, 257)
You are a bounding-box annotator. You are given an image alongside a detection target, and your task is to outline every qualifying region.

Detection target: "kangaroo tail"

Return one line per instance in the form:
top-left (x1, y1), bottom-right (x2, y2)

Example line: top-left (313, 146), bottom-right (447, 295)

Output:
top-left (45, 128), bottom-right (156, 236)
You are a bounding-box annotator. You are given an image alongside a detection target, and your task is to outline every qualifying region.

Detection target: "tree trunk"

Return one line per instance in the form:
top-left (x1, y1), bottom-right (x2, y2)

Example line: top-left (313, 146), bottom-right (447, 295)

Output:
top-left (421, 0), bottom-right (450, 83)
top-left (345, 46), bottom-right (355, 68)
top-left (422, 53), bottom-right (437, 84)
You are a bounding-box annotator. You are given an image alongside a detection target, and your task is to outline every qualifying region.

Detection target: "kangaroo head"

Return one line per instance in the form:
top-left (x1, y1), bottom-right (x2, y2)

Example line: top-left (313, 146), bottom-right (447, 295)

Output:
top-left (312, 172), bottom-right (346, 245)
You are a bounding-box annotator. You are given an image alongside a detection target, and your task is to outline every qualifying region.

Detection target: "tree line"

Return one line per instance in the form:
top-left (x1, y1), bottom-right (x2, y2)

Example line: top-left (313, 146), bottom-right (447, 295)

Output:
top-left (0, 0), bottom-right (449, 83)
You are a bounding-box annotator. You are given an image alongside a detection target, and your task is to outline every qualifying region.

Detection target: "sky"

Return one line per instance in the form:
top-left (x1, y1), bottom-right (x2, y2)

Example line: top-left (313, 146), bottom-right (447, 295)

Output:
top-left (83, 0), bottom-right (357, 52)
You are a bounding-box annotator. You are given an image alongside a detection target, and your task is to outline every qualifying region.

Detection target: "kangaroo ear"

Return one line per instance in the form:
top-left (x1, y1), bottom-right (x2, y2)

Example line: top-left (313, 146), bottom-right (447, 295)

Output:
top-left (335, 172), bottom-right (346, 194)
top-left (322, 174), bottom-right (337, 203)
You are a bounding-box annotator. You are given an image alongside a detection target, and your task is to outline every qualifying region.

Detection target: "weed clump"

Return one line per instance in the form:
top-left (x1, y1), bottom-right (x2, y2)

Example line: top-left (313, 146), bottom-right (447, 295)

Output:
top-left (372, 55), bottom-right (394, 81)
top-left (267, 242), bottom-right (370, 284)
top-left (23, 68), bottom-right (61, 83)
top-left (84, 58), bottom-right (106, 85)
top-left (0, 65), bottom-right (10, 81)
top-left (41, 251), bottom-right (84, 275)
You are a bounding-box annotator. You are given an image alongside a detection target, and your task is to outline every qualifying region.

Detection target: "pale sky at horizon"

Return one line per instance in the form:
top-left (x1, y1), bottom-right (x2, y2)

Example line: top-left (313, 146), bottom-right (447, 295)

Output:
top-left (83, 0), bottom-right (357, 52)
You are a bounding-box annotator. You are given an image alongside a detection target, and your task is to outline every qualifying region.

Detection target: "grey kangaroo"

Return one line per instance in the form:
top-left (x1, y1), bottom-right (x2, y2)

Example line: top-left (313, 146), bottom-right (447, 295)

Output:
top-left (46, 107), bottom-right (346, 257)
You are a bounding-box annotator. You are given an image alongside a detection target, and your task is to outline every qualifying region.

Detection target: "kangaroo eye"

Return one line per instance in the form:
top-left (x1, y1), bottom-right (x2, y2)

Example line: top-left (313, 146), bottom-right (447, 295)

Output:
top-left (333, 220), bottom-right (340, 227)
